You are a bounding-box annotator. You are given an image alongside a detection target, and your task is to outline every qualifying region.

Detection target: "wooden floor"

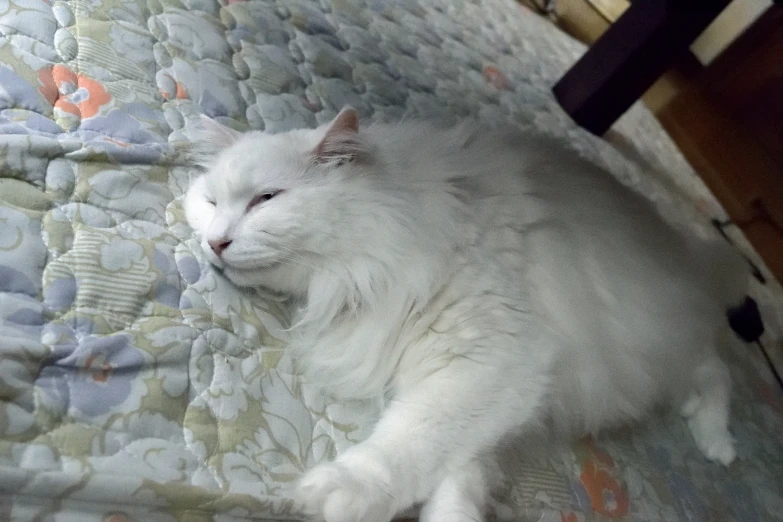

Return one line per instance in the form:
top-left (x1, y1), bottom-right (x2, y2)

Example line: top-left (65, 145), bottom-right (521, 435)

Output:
top-left (523, 0), bottom-right (783, 282)
top-left (656, 9), bottom-right (783, 282)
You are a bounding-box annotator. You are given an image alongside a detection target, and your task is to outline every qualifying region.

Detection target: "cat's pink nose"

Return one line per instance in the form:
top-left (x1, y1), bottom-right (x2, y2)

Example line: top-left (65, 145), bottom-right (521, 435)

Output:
top-left (208, 238), bottom-right (232, 257)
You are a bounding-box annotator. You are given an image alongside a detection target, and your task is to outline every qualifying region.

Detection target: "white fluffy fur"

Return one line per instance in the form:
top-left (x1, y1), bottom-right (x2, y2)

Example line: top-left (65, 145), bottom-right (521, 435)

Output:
top-left (185, 108), bottom-right (747, 522)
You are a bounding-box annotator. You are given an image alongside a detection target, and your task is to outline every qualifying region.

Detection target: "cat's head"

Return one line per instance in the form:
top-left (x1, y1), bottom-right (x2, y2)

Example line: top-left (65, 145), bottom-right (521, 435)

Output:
top-left (184, 107), bottom-right (385, 296)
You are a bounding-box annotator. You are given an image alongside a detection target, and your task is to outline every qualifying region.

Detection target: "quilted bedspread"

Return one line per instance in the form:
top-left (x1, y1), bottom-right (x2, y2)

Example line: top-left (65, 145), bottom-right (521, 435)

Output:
top-left (2, 0), bottom-right (783, 520)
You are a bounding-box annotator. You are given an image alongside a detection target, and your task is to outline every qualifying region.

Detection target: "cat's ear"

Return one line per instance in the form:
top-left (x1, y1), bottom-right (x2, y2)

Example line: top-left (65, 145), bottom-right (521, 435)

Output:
top-left (313, 107), bottom-right (362, 166)
top-left (188, 115), bottom-right (242, 166)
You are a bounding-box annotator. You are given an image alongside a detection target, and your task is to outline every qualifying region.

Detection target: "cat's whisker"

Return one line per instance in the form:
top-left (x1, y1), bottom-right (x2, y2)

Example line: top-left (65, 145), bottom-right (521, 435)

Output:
top-left (274, 245), bottom-right (351, 277)
top-left (273, 252), bottom-right (328, 275)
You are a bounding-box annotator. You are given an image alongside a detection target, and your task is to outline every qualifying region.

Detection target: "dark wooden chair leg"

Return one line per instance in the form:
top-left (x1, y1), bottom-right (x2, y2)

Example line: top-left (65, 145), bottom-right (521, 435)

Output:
top-left (552, 0), bottom-right (731, 135)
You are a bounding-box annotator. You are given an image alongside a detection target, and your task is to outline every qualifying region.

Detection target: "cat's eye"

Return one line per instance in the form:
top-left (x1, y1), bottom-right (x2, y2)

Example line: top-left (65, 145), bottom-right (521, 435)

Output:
top-left (207, 199), bottom-right (216, 206)
top-left (247, 191), bottom-right (280, 212)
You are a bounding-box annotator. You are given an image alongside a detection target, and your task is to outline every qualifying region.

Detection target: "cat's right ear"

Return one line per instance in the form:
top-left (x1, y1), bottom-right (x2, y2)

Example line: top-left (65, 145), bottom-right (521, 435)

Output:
top-left (188, 115), bottom-right (242, 167)
top-left (312, 107), bottom-right (363, 167)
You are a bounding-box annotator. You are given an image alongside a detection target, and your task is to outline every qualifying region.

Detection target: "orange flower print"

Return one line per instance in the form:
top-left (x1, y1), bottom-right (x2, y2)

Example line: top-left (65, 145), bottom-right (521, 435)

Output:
top-left (37, 67), bottom-right (58, 106)
top-left (85, 353), bottom-right (113, 383)
top-left (175, 81), bottom-right (188, 100)
top-left (38, 65), bottom-right (112, 120)
top-left (579, 460), bottom-right (629, 517)
top-left (483, 65), bottom-right (512, 91)
top-left (157, 73), bottom-right (189, 101)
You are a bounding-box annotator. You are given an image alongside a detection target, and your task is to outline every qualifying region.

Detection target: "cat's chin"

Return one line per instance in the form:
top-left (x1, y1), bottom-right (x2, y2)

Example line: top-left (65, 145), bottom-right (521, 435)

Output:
top-left (221, 264), bottom-right (279, 287)
top-left (222, 261), bottom-right (310, 297)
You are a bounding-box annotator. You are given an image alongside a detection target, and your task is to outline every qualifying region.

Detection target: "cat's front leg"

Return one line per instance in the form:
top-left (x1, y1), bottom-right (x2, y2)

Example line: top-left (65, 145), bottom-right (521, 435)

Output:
top-left (297, 358), bottom-right (545, 522)
top-left (297, 450), bottom-right (396, 522)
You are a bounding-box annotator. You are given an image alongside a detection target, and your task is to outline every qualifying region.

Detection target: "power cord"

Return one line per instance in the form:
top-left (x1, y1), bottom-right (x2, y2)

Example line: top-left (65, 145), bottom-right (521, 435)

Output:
top-left (757, 339), bottom-right (783, 391)
top-left (727, 296), bottom-right (764, 344)
top-left (716, 223), bottom-right (783, 391)
top-left (726, 297), bottom-right (782, 389)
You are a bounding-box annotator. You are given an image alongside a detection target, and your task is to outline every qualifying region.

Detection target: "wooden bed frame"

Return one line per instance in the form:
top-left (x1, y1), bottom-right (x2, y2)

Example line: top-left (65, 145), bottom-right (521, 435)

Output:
top-left (552, 0), bottom-right (732, 136)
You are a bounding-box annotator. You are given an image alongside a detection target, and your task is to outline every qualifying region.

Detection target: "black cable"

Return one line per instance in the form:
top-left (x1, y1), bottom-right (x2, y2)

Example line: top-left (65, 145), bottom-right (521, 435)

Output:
top-left (701, 216), bottom-right (783, 390)
top-left (727, 297), bottom-right (764, 343)
top-left (726, 298), bottom-right (782, 391)
top-left (757, 340), bottom-right (783, 391)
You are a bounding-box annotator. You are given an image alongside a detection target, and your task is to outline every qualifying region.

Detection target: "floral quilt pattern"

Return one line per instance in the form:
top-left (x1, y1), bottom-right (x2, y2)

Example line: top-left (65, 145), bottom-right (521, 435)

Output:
top-left (1, 0), bottom-right (782, 520)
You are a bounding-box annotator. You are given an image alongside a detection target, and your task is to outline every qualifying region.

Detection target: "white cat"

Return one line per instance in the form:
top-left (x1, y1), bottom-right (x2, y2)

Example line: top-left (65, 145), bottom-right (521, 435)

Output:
top-left (184, 107), bottom-right (746, 522)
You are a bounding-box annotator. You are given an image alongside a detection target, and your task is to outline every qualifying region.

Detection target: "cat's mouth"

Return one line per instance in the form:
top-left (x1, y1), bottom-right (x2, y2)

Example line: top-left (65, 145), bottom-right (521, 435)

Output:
top-left (206, 248), bottom-right (281, 272)
top-left (220, 259), bottom-right (282, 272)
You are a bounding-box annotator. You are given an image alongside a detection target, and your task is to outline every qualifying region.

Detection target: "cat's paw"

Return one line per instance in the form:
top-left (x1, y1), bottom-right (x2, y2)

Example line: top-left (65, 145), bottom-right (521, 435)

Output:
top-left (688, 417), bottom-right (736, 466)
top-left (700, 433), bottom-right (736, 467)
top-left (297, 462), bottom-right (396, 522)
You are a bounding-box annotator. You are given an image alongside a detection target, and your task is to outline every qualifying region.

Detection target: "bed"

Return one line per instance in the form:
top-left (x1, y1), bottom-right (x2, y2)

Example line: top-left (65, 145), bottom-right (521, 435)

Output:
top-left (2, 0), bottom-right (782, 520)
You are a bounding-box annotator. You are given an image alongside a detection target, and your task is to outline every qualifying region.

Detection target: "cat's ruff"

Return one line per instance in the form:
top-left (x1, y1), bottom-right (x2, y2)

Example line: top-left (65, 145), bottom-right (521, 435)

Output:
top-left (185, 107), bottom-right (746, 522)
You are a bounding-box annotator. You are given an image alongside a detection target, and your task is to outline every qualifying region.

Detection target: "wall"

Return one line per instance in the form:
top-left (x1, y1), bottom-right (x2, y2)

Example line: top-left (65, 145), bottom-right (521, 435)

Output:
top-left (691, 0), bottom-right (772, 64)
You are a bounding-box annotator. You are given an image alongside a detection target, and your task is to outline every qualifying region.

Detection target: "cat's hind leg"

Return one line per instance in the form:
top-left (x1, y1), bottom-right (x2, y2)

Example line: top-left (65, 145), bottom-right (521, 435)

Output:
top-left (681, 355), bottom-right (736, 466)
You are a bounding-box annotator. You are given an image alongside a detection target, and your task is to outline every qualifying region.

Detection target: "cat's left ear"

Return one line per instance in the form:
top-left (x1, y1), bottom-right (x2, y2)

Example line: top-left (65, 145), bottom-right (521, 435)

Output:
top-left (313, 107), bottom-right (362, 166)
top-left (188, 115), bottom-right (243, 166)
